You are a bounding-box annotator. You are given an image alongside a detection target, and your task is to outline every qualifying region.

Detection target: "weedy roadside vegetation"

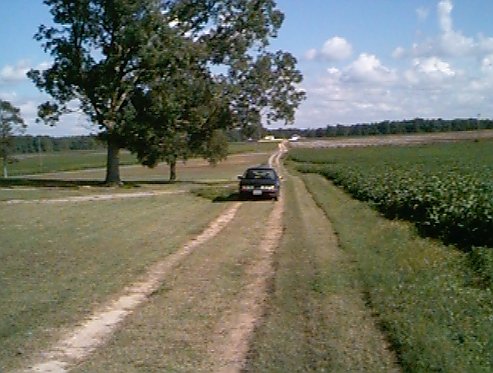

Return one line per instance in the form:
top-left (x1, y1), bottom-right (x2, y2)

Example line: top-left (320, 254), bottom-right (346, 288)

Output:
top-left (289, 142), bottom-right (493, 372)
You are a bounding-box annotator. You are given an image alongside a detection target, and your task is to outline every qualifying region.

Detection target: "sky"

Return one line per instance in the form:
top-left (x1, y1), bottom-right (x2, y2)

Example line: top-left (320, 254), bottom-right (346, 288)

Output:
top-left (1, 0), bottom-right (493, 136)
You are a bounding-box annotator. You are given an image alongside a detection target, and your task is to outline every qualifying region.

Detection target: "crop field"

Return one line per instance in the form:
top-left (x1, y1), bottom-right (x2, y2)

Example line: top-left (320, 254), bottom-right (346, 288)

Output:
top-left (290, 139), bottom-right (493, 249)
top-left (288, 139), bottom-right (493, 371)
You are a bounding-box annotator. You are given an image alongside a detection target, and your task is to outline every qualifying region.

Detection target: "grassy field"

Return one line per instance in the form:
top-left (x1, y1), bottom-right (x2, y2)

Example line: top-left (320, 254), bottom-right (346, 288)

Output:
top-left (5, 137), bottom-right (492, 371)
top-left (4, 142), bottom-right (277, 178)
top-left (6, 150), bottom-right (138, 177)
top-left (72, 201), bottom-right (276, 372)
top-left (0, 146), bottom-right (274, 371)
top-left (0, 193), bottom-right (230, 371)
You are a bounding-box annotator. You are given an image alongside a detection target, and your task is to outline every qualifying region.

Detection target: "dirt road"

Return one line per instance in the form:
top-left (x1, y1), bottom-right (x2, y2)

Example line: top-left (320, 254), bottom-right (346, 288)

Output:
top-left (17, 142), bottom-right (398, 372)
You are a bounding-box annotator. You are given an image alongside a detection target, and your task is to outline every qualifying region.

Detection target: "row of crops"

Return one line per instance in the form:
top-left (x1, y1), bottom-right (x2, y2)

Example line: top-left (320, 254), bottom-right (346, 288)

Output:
top-left (290, 140), bottom-right (493, 249)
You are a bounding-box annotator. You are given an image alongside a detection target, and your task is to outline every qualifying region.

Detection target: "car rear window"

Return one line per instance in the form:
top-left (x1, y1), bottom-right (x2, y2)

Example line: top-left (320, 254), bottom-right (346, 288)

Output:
top-left (245, 169), bottom-right (276, 180)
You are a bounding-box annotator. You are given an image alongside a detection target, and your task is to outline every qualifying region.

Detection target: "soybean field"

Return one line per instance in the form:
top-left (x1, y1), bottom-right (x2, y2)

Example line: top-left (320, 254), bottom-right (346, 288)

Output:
top-left (291, 139), bottom-right (493, 249)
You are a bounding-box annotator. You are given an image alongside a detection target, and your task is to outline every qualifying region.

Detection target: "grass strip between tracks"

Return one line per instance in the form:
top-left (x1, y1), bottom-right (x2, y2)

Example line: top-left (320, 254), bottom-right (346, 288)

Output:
top-left (301, 173), bottom-right (493, 372)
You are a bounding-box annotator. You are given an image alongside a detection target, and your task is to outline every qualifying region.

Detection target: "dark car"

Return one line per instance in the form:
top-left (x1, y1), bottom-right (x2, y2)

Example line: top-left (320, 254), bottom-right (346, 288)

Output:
top-left (238, 166), bottom-right (281, 201)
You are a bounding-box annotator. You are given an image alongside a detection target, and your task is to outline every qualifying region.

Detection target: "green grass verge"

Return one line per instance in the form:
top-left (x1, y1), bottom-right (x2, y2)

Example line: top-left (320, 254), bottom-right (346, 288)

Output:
top-left (301, 173), bottom-right (493, 372)
top-left (227, 141), bottom-right (278, 155)
top-left (0, 193), bottom-right (228, 371)
top-left (245, 174), bottom-right (398, 372)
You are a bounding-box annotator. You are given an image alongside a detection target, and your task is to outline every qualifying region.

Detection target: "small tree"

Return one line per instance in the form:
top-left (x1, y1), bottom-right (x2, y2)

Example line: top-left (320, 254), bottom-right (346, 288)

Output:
top-left (0, 100), bottom-right (26, 178)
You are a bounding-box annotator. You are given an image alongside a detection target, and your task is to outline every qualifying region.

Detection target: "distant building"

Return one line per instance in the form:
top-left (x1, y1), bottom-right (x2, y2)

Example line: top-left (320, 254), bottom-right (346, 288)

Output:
top-left (288, 134), bottom-right (301, 142)
top-left (258, 135), bottom-right (283, 143)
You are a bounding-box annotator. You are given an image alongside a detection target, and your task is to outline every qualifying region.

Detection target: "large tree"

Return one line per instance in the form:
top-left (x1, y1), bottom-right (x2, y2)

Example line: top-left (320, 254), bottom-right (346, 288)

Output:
top-left (28, 0), bottom-right (181, 184)
top-left (29, 0), bottom-right (304, 184)
top-left (0, 100), bottom-right (26, 178)
top-left (125, 0), bottom-right (304, 179)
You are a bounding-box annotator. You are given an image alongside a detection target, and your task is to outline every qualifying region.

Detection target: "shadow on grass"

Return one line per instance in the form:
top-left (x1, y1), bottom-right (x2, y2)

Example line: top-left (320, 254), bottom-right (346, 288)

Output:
top-left (213, 192), bottom-right (242, 202)
top-left (212, 193), bottom-right (278, 203)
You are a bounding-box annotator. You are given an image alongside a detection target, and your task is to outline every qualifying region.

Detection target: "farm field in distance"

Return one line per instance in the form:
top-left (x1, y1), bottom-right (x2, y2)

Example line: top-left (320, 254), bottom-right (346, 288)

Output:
top-left (2, 133), bottom-right (493, 372)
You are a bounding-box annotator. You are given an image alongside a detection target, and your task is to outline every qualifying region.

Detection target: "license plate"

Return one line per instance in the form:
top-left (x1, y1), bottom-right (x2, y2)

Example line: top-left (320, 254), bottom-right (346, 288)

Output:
top-left (253, 190), bottom-right (262, 196)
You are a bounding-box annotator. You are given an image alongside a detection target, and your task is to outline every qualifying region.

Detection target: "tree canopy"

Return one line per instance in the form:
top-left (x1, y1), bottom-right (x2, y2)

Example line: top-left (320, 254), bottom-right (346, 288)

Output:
top-left (29, 0), bottom-right (305, 184)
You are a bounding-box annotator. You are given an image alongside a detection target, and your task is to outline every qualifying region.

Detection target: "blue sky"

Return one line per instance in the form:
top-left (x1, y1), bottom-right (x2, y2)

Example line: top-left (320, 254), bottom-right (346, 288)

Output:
top-left (1, 1), bottom-right (493, 136)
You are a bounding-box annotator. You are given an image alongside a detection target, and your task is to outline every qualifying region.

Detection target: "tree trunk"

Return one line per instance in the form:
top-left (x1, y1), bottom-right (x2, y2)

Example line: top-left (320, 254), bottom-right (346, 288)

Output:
top-left (169, 158), bottom-right (177, 182)
top-left (2, 158), bottom-right (7, 178)
top-left (105, 136), bottom-right (121, 185)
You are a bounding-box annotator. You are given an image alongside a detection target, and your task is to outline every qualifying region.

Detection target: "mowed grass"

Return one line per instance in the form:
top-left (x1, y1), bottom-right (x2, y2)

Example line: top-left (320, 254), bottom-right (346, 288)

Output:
top-left (0, 193), bottom-right (228, 371)
top-left (5, 142), bottom-right (277, 177)
top-left (0, 143), bottom-right (273, 371)
top-left (6, 150), bottom-right (138, 176)
top-left (0, 151), bottom-right (272, 203)
top-left (245, 172), bottom-right (398, 372)
top-left (73, 201), bottom-right (275, 372)
top-left (302, 174), bottom-right (493, 372)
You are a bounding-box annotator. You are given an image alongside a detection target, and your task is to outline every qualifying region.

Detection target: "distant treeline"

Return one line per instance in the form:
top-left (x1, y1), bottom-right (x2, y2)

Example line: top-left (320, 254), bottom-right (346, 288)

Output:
top-left (13, 118), bottom-right (493, 154)
top-left (268, 118), bottom-right (493, 138)
top-left (13, 135), bottom-right (104, 154)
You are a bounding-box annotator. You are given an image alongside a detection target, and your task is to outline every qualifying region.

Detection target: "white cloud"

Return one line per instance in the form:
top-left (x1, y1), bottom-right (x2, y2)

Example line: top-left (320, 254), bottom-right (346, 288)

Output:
top-left (0, 61), bottom-right (30, 83)
top-left (321, 37), bottom-right (352, 61)
top-left (413, 57), bottom-right (456, 77)
top-left (438, 0), bottom-right (453, 33)
top-left (305, 36), bottom-right (353, 61)
top-left (392, 46), bottom-right (405, 59)
top-left (394, 0), bottom-right (488, 59)
top-left (343, 53), bottom-right (397, 84)
top-left (0, 60), bottom-right (51, 85)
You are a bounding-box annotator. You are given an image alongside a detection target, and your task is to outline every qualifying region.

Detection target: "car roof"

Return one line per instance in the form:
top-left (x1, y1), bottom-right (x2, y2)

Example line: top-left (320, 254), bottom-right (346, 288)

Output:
top-left (246, 165), bottom-right (276, 171)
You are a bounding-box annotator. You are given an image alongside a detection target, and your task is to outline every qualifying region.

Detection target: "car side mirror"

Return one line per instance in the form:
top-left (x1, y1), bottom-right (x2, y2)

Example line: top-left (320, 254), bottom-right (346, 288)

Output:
top-left (237, 175), bottom-right (243, 180)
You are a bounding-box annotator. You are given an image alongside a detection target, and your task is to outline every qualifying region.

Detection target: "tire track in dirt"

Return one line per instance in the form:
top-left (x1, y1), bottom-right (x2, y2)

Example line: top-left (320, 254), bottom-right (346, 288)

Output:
top-left (19, 202), bottom-right (242, 373)
top-left (208, 142), bottom-right (287, 372)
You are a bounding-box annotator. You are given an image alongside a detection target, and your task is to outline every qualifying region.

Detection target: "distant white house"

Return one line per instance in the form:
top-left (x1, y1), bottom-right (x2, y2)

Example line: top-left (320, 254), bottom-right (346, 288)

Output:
top-left (288, 134), bottom-right (301, 142)
top-left (258, 135), bottom-right (283, 143)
